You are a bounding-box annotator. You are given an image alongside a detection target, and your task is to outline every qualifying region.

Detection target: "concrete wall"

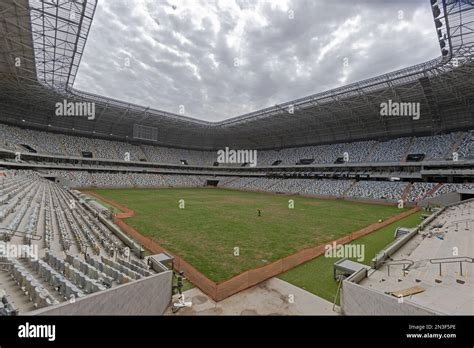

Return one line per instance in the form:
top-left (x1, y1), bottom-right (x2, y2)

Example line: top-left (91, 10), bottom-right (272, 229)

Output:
top-left (30, 271), bottom-right (172, 315)
top-left (419, 192), bottom-right (461, 207)
top-left (341, 280), bottom-right (439, 315)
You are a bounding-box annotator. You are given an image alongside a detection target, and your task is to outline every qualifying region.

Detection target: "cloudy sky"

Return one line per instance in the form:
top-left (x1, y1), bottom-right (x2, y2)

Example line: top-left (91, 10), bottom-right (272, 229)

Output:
top-left (74, 0), bottom-right (440, 122)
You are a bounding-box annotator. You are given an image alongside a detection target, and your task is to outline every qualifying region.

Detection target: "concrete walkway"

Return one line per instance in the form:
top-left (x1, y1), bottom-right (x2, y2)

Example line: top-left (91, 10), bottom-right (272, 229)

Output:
top-left (166, 277), bottom-right (338, 315)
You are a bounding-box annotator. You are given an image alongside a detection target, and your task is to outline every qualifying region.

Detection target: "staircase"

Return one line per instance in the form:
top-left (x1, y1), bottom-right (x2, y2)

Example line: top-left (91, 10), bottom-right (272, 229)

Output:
top-left (422, 183), bottom-right (443, 200)
top-left (260, 178), bottom-right (280, 191)
top-left (293, 179), bottom-right (312, 194)
top-left (58, 137), bottom-right (70, 156)
top-left (452, 132), bottom-right (467, 156)
top-left (139, 144), bottom-right (152, 162)
top-left (221, 176), bottom-right (242, 187)
top-left (342, 180), bottom-right (358, 198)
top-left (401, 183), bottom-right (413, 202)
top-left (87, 172), bottom-right (97, 187)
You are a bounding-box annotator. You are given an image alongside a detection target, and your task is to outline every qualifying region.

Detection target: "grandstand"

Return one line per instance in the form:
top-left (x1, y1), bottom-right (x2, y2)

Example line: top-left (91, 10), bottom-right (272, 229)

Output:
top-left (342, 199), bottom-right (474, 315)
top-left (0, 171), bottom-right (171, 315)
top-left (0, 0), bottom-right (473, 316)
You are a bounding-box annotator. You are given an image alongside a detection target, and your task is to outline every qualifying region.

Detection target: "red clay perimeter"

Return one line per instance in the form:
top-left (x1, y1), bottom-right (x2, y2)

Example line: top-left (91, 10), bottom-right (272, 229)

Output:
top-left (84, 190), bottom-right (420, 302)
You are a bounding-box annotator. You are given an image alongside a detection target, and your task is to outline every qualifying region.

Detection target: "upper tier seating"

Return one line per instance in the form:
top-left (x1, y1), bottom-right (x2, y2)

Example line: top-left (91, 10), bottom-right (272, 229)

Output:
top-left (1, 123), bottom-right (471, 166)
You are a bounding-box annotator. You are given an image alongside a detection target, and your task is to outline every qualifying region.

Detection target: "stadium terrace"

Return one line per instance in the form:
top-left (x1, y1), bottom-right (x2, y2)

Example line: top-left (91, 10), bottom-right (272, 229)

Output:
top-left (0, 0), bottom-right (472, 325)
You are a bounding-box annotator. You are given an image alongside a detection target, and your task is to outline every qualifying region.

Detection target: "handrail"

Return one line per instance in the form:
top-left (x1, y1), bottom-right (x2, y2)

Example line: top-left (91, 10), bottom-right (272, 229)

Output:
top-left (0, 228), bottom-right (42, 241)
top-left (446, 219), bottom-right (472, 231)
top-left (430, 256), bottom-right (474, 264)
top-left (0, 261), bottom-right (13, 272)
top-left (429, 256), bottom-right (474, 277)
top-left (333, 276), bottom-right (344, 312)
top-left (382, 259), bottom-right (415, 277)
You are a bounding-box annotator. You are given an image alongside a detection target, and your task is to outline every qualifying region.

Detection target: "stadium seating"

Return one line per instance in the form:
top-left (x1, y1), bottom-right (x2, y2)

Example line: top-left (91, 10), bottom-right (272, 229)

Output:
top-left (0, 171), bottom-right (158, 313)
top-left (409, 132), bottom-right (460, 161)
top-left (426, 183), bottom-right (474, 198)
top-left (301, 179), bottom-right (353, 197)
top-left (27, 169), bottom-right (472, 204)
top-left (142, 145), bottom-right (215, 165)
top-left (367, 137), bottom-right (412, 162)
top-left (1, 126), bottom-right (473, 315)
top-left (407, 182), bottom-right (437, 202)
top-left (0, 288), bottom-right (17, 315)
top-left (457, 130), bottom-right (473, 160)
top-left (345, 181), bottom-right (407, 201)
top-left (1, 122), bottom-right (471, 166)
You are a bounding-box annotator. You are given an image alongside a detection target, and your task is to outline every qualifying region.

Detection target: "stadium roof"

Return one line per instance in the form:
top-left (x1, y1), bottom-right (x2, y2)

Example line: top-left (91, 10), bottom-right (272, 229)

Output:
top-left (0, 0), bottom-right (473, 150)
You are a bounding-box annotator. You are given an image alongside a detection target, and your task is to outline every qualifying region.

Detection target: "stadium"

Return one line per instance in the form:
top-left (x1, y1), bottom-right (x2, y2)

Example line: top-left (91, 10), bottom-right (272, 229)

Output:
top-left (0, 0), bottom-right (473, 318)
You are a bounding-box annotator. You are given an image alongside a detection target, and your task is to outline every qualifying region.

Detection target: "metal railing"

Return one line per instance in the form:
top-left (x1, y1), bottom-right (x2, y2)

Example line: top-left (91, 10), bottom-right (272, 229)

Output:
top-left (0, 261), bottom-right (13, 272)
top-left (383, 259), bottom-right (415, 277)
top-left (332, 276), bottom-right (344, 312)
top-left (429, 256), bottom-right (474, 277)
top-left (0, 228), bottom-right (42, 241)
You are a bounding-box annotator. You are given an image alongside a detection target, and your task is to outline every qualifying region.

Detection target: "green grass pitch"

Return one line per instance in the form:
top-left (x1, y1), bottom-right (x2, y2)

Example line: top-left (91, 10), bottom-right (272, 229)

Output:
top-left (279, 211), bottom-right (423, 303)
top-left (90, 187), bottom-right (408, 283)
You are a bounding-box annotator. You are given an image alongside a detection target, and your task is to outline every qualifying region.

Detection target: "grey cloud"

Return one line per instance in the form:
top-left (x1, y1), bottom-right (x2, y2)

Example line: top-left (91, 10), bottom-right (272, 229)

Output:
top-left (74, 0), bottom-right (439, 121)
